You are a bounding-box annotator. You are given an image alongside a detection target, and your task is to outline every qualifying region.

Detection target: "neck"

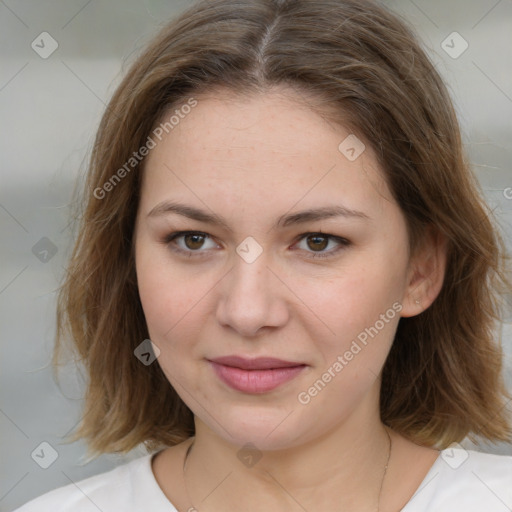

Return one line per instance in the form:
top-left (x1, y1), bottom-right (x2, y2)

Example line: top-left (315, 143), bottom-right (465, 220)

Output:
top-left (183, 407), bottom-right (393, 511)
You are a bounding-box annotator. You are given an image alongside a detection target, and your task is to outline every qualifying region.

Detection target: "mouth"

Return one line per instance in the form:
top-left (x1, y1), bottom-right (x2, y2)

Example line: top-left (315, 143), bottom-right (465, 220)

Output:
top-left (208, 355), bottom-right (305, 370)
top-left (207, 355), bottom-right (307, 393)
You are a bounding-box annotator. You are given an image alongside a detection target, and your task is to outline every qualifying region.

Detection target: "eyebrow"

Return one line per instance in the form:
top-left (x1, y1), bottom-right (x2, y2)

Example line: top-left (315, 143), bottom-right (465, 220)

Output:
top-left (147, 200), bottom-right (370, 230)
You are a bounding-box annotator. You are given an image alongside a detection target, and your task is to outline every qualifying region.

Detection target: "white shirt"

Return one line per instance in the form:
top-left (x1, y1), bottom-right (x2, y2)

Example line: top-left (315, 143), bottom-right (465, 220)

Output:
top-left (13, 447), bottom-right (512, 511)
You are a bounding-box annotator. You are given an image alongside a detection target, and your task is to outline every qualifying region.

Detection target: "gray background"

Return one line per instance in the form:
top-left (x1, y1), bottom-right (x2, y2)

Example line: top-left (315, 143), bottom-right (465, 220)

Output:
top-left (1, 0), bottom-right (511, 510)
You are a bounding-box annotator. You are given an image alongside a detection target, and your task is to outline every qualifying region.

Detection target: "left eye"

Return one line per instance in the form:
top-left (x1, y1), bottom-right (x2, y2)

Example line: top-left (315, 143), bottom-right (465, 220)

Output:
top-left (162, 231), bottom-right (350, 259)
top-left (294, 233), bottom-right (350, 258)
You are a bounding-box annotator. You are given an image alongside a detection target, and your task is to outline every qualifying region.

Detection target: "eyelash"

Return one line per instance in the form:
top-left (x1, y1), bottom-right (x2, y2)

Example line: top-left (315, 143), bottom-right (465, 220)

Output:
top-left (161, 231), bottom-right (351, 259)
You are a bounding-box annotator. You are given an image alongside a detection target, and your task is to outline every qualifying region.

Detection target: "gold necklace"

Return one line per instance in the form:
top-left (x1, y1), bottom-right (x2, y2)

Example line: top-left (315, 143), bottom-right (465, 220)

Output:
top-left (182, 427), bottom-right (392, 511)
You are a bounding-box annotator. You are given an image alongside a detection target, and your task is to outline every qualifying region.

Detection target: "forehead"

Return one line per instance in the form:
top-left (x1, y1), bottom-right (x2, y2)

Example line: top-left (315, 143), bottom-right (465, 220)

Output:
top-left (140, 88), bottom-right (393, 221)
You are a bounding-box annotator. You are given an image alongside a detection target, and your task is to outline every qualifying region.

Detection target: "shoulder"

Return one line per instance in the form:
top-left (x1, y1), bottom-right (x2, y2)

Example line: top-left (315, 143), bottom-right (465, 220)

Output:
top-left (437, 447), bottom-right (512, 489)
top-left (12, 457), bottom-right (139, 512)
top-left (12, 451), bottom-right (176, 512)
top-left (408, 447), bottom-right (512, 512)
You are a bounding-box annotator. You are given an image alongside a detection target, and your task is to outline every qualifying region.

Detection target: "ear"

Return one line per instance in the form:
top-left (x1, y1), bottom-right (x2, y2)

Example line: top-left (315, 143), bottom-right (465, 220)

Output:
top-left (400, 225), bottom-right (448, 318)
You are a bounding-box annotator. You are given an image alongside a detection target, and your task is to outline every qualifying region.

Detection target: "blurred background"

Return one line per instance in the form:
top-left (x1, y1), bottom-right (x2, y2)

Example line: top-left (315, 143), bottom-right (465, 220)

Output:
top-left (1, 0), bottom-right (511, 510)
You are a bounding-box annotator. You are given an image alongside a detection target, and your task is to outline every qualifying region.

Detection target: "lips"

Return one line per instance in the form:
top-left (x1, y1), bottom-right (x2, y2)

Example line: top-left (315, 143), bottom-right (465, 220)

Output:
top-left (208, 355), bottom-right (305, 370)
top-left (207, 355), bottom-right (307, 393)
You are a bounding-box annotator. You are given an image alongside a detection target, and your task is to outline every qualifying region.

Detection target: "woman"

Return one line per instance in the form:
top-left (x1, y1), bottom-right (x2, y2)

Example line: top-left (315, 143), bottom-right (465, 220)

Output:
top-left (15, 0), bottom-right (512, 510)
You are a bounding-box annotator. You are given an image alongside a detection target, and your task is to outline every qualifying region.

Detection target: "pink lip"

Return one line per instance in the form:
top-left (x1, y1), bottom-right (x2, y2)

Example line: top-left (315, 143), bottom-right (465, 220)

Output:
top-left (208, 355), bottom-right (304, 370)
top-left (208, 356), bottom-right (307, 393)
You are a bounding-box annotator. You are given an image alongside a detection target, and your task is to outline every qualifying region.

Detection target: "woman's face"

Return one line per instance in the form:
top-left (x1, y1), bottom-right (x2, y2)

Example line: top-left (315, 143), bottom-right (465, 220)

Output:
top-left (134, 88), bottom-right (417, 450)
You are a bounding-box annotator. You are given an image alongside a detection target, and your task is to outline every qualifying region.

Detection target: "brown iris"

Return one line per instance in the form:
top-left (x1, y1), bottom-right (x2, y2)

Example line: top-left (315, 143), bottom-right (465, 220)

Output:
top-left (306, 234), bottom-right (328, 252)
top-left (183, 233), bottom-right (206, 250)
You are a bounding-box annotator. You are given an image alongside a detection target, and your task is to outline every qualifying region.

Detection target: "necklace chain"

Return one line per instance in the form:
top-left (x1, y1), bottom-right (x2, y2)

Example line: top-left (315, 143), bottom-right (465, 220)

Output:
top-left (182, 427), bottom-right (392, 512)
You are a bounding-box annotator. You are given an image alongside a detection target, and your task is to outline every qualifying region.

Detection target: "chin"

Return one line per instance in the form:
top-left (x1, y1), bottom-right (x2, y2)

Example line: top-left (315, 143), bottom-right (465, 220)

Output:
top-left (204, 408), bottom-right (309, 452)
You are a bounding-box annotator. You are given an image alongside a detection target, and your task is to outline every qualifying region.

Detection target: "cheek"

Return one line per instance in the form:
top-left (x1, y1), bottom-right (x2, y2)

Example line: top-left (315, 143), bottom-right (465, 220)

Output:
top-left (310, 253), bottom-right (405, 365)
top-left (319, 258), bottom-right (403, 323)
top-left (135, 245), bottom-right (214, 355)
top-left (302, 285), bottom-right (401, 410)
top-left (135, 257), bottom-right (199, 388)
top-left (135, 246), bottom-right (183, 337)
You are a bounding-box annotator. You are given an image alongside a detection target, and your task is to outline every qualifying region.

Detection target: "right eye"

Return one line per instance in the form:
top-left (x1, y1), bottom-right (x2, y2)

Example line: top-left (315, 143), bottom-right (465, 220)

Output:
top-left (162, 231), bottom-right (220, 257)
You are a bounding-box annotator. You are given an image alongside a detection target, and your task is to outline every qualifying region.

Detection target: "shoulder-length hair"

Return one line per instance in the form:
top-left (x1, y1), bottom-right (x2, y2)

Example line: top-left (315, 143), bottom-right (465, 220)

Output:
top-left (54, 0), bottom-right (512, 459)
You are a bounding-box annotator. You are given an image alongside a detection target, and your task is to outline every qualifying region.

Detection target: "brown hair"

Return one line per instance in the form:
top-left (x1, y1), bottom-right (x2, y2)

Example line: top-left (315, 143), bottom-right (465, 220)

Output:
top-left (54, 0), bottom-right (512, 459)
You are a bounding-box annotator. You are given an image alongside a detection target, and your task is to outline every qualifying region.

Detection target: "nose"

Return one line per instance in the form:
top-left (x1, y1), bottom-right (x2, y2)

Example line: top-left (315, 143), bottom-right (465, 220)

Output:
top-left (215, 247), bottom-right (289, 338)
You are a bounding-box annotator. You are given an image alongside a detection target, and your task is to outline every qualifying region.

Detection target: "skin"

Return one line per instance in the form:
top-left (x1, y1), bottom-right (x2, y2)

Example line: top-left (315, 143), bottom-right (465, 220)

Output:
top-left (133, 86), bottom-right (447, 512)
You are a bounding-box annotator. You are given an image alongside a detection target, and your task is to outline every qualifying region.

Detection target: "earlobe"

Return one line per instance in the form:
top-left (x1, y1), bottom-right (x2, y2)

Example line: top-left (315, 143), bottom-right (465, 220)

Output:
top-left (400, 227), bottom-right (448, 318)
